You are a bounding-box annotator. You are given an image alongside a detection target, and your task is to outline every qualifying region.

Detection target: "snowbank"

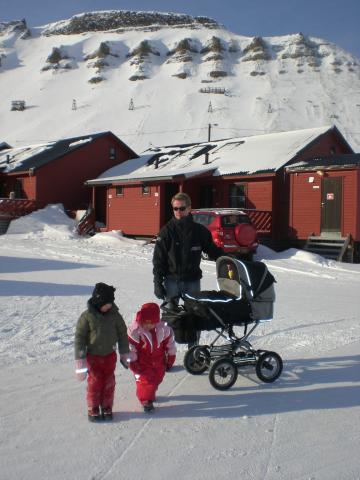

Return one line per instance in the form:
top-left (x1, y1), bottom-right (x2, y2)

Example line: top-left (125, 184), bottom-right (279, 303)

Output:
top-left (256, 244), bottom-right (335, 267)
top-left (6, 204), bottom-right (77, 239)
top-left (87, 229), bottom-right (148, 246)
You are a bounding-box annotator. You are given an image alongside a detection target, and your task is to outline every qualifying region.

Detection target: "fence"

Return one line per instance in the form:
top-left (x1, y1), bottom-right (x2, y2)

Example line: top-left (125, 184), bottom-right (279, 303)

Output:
top-left (76, 207), bottom-right (95, 236)
top-left (199, 87), bottom-right (226, 94)
top-left (11, 100), bottom-right (26, 111)
top-left (242, 209), bottom-right (272, 236)
top-left (0, 198), bottom-right (37, 219)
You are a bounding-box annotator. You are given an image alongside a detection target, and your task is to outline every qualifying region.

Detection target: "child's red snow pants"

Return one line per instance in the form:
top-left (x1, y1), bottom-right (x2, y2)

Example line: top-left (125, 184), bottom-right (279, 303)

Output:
top-left (134, 365), bottom-right (166, 403)
top-left (86, 352), bottom-right (117, 408)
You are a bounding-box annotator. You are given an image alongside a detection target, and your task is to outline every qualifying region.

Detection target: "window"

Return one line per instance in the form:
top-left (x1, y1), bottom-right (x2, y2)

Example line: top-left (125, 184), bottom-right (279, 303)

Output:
top-left (109, 147), bottom-right (116, 160)
top-left (193, 214), bottom-right (215, 226)
top-left (115, 186), bottom-right (124, 196)
top-left (229, 184), bottom-right (246, 208)
top-left (221, 215), bottom-right (251, 227)
top-left (14, 178), bottom-right (24, 198)
top-left (142, 185), bottom-right (150, 195)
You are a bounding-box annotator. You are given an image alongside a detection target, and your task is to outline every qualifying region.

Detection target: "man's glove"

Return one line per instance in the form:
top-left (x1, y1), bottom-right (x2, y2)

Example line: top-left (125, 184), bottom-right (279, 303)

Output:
top-left (75, 359), bottom-right (88, 381)
top-left (119, 353), bottom-right (131, 369)
top-left (154, 282), bottom-right (166, 300)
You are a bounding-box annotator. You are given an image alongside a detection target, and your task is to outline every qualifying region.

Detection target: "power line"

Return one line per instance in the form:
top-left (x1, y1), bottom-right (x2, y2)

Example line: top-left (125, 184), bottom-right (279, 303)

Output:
top-left (9, 126), bottom-right (360, 144)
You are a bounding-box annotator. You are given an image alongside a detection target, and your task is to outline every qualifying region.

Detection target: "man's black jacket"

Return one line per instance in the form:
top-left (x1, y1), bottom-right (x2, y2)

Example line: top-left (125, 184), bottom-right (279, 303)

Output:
top-left (153, 214), bottom-right (224, 284)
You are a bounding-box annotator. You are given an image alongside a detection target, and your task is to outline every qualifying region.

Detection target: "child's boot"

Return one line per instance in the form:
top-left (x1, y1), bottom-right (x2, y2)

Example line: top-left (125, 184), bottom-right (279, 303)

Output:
top-left (88, 406), bottom-right (102, 422)
top-left (142, 400), bottom-right (155, 413)
top-left (102, 406), bottom-right (113, 420)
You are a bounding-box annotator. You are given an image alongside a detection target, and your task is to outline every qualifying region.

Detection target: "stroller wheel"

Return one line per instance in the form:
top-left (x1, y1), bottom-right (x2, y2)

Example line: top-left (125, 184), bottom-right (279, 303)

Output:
top-left (255, 351), bottom-right (283, 383)
top-left (209, 357), bottom-right (238, 390)
top-left (184, 346), bottom-right (210, 375)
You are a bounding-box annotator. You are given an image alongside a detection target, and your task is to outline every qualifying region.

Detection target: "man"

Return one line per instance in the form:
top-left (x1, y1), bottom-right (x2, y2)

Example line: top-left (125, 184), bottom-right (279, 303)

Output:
top-left (153, 191), bottom-right (224, 305)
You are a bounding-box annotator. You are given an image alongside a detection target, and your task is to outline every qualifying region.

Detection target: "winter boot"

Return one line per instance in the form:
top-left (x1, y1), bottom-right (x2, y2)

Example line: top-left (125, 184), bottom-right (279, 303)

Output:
top-left (102, 406), bottom-right (113, 421)
top-left (142, 401), bottom-right (155, 413)
top-left (88, 406), bottom-right (102, 422)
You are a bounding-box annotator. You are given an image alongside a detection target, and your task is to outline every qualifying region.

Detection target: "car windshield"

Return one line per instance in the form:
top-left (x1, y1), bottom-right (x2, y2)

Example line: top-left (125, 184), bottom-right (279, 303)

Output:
top-left (221, 215), bottom-right (251, 227)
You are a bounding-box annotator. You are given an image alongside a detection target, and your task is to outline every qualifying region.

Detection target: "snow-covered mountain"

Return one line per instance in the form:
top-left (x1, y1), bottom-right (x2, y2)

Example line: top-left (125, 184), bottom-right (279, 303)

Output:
top-left (1, 10), bottom-right (360, 152)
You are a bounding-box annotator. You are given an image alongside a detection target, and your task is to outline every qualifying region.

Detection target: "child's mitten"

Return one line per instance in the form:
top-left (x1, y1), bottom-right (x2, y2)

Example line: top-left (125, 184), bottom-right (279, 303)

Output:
top-left (166, 354), bottom-right (176, 371)
top-left (75, 359), bottom-right (88, 381)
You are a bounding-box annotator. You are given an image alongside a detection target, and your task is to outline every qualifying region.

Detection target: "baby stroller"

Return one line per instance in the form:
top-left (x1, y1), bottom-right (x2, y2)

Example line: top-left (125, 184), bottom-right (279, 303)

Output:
top-left (162, 256), bottom-right (283, 390)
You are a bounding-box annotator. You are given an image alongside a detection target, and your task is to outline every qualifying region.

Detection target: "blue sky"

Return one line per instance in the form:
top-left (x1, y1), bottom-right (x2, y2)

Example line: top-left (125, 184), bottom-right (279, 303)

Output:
top-left (1, 0), bottom-right (359, 58)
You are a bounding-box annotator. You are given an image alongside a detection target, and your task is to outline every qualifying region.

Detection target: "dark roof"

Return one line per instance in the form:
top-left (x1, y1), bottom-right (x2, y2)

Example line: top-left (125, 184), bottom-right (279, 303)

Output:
top-left (286, 154), bottom-right (360, 172)
top-left (0, 142), bottom-right (11, 151)
top-left (0, 131), bottom-right (138, 174)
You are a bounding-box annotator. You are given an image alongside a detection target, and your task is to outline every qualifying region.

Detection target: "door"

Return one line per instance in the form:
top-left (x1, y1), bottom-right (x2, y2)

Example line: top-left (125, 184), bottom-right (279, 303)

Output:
top-left (199, 185), bottom-right (213, 207)
top-left (95, 187), bottom-right (107, 226)
top-left (321, 177), bottom-right (342, 233)
top-left (164, 183), bottom-right (179, 223)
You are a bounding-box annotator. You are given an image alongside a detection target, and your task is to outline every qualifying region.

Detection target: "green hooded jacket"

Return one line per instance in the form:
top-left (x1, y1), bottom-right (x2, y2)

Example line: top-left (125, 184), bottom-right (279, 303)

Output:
top-left (74, 301), bottom-right (129, 360)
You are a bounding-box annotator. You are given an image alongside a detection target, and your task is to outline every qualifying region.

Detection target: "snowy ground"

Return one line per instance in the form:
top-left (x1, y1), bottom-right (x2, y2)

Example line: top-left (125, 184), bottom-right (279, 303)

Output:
top-left (1, 205), bottom-right (360, 480)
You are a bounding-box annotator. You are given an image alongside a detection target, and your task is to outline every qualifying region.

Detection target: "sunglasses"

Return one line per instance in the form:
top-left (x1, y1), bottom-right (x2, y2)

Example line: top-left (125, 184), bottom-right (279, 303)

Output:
top-left (173, 206), bottom-right (187, 212)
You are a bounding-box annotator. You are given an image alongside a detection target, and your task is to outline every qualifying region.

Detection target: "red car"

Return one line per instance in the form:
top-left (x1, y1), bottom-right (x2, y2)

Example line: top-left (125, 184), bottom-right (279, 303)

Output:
top-left (192, 208), bottom-right (259, 260)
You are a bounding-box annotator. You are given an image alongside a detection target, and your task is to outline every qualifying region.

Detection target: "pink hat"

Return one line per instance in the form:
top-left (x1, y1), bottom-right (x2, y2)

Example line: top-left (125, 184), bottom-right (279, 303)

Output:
top-left (136, 302), bottom-right (160, 326)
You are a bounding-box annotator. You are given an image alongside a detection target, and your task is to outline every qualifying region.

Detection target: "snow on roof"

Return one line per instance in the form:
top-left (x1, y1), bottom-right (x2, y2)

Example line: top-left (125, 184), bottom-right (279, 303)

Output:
top-left (0, 143), bottom-right (54, 173)
top-left (87, 126), bottom-right (332, 184)
top-left (0, 132), bottom-right (113, 173)
top-left (68, 137), bottom-right (93, 148)
top-left (286, 153), bottom-right (360, 170)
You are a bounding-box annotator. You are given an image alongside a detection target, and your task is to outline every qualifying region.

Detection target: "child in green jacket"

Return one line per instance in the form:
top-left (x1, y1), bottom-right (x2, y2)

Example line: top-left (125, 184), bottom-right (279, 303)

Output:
top-left (75, 283), bottom-right (130, 422)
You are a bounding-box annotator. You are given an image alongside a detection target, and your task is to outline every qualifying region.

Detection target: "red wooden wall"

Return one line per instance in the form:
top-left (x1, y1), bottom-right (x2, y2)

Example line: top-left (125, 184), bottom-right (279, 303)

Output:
top-left (35, 135), bottom-right (135, 210)
top-left (356, 170), bottom-right (360, 241)
top-left (106, 184), bottom-right (161, 236)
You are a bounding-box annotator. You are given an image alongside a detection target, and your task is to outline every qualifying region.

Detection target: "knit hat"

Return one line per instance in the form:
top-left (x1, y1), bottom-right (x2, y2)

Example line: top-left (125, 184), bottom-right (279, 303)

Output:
top-left (91, 283), bottom-right (115, 308)
top-left (136, 302), bottom-right (160, 326)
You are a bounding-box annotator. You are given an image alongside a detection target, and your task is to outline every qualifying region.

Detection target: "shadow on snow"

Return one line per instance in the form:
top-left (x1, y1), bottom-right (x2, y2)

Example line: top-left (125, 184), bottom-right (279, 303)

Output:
top-left (0, 279), bottom-right (93, 296)
top-left (117, 354), bottom-right (360, 420)
top-left (0, 255), bottom-right (98, 274)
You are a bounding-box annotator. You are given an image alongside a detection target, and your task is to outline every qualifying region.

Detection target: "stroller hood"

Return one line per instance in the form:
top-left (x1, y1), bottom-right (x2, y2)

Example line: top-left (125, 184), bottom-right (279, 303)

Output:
top-left (216, 256), bottom-right (276, 320)
top-left (216, 256), bottom-right (275, 300)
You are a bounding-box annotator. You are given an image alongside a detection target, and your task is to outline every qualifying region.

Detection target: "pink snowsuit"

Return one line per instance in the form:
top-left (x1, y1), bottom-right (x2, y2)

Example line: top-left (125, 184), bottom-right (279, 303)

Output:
top-left (128, 303), bottom-right (176, 404)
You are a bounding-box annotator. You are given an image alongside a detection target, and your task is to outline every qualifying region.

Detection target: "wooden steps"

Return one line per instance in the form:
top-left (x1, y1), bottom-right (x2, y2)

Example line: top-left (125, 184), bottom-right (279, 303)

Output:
top-left (304, 235), bottom-right (353, 262)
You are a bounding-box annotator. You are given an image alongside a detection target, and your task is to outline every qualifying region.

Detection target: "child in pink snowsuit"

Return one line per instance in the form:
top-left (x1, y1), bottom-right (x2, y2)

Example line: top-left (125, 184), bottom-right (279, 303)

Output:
top-left (128, 302), bottom-right (176, 412)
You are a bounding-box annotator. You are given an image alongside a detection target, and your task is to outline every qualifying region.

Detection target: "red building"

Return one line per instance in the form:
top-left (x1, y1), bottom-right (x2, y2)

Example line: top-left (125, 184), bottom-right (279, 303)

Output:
top-left (286, 154), bottom-right (360, 260)
top-left (86, 125), bottom-right (358, 261)
top-left (0, 132), bottom-right (137, 213)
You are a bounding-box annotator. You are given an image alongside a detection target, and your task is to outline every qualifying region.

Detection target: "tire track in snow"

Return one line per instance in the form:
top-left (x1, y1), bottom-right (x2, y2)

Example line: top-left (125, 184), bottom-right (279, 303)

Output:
top-left (98, 372), bottom-right (190, 480)
top-left (263, 413), bottom-right (279, 479)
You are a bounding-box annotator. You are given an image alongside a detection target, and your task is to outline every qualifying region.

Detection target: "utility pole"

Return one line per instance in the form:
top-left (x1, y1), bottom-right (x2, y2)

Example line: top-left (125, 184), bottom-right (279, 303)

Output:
top-left (208, 123), bottom-right (218, 142)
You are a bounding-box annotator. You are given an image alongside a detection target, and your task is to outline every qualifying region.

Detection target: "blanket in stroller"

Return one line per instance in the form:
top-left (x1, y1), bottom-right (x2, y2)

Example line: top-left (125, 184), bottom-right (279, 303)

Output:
top-left (183, 291), bottom-right (252, 330)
